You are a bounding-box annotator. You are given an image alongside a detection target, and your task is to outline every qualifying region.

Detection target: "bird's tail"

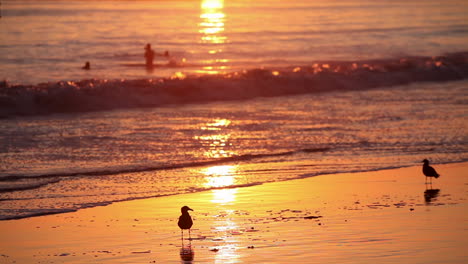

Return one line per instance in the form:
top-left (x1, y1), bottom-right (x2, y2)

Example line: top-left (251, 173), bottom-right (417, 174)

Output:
top-left (435, 174), bottom-right (440, 179)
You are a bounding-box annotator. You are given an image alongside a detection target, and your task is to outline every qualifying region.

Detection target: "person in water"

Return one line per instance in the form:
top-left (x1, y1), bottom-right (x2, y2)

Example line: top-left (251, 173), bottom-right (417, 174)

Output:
top-left (82, 61), bottom-right (90, 70)
top-left (144, 43), bottom-right (172, 68)
top-left (144, 43), bottom-right (155, 68)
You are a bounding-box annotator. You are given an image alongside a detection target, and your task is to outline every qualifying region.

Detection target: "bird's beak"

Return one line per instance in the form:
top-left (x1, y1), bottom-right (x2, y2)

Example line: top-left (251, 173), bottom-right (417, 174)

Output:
top-left (188, 208), bottom-right (193, 211)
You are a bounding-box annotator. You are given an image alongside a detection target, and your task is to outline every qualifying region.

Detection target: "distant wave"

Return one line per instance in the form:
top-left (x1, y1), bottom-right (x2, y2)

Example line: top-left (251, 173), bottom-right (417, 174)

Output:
top-left (1, 52), bottom-right (467, 118)
top-left (0, 147), bottom-right (329, 183)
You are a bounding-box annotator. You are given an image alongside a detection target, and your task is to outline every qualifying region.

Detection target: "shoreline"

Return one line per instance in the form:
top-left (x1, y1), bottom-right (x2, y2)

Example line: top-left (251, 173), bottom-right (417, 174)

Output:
top-left (2, 160), bottom-right (466, 222)
top-left (1, 162), bottom-right (467, 263)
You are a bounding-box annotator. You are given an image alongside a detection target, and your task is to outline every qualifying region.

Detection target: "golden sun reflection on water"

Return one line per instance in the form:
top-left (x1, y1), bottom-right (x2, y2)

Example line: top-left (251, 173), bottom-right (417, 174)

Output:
top-left (197, 126), bottom-right (241, 263)
top-left (203, 165), bottom-right (236, 187)
top-left (199, 0), bottom-right (226, 43)
top-left (201, 119), bottom-right (231, 130)
top-left (195, 119), bottom-right (235, 158)
top-left (211, 188), bottom-right (238, 204)
top-left (201, 165), bottom-right (239, 204)
top-left (201, 0), bottom-right (223, 9)
top-left (199, 0), bottom-right (229, 74)
top-left (212, 216), bottom-right (240, 263)
top-left (194, 133), bottom-right (234, 158)
top-left (196, 119), bottom-right (241, 261)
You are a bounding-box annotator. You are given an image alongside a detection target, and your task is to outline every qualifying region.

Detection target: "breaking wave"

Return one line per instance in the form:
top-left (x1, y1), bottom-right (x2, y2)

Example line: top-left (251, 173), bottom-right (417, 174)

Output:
top-left (1, 52), bottom-right (467, 118)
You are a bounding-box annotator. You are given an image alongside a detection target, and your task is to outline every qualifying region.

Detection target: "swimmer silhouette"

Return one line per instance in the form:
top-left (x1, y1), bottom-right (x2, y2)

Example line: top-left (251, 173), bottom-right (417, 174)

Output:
top-left (422, 159), bottom-right (440, 184)
top-left (178, 206), bottom-right (193, 240)
top-left (82, 61), bottom-right (90, 70)
top-left (144, 43), bottom-right (155, 68)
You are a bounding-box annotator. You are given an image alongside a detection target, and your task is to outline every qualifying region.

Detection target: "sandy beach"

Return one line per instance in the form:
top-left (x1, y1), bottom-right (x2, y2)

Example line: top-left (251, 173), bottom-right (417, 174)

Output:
top-left (0, 162), bottom-right (466, 263)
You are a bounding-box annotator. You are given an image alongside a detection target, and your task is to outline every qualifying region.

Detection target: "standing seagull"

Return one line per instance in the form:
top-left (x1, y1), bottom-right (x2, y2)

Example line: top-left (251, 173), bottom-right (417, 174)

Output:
top-left (178, 206), bottom-right (194, 240)
top-left (422, 159), bottom-right (440, 184)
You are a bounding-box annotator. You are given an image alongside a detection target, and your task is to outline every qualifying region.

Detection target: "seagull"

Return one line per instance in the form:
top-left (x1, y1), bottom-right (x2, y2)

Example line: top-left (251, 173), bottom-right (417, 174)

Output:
top-left (422, 159), bottom-right (440, 184)
top-left (178, 206), bottom-right (194, 240)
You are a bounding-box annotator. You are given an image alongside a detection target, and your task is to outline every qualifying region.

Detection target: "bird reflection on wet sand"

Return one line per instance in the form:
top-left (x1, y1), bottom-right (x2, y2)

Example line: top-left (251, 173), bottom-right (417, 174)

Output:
top-left (180, 242), bottom-right (195, 262)
top-left (424, 188), bottom-right (440, 204)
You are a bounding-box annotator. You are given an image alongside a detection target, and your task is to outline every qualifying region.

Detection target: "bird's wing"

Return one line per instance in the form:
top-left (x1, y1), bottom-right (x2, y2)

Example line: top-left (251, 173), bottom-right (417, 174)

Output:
top-left (428, 166), bottom-right (439, 176)
top-left (178, 216), bottom-right (183, 227)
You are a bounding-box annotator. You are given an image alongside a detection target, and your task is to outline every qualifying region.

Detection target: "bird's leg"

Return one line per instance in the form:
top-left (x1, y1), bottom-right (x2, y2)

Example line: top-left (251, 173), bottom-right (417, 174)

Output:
top-left (189, 229), bottom-right (191, 240)
top-left (181, 229), bottom-right (184, 242)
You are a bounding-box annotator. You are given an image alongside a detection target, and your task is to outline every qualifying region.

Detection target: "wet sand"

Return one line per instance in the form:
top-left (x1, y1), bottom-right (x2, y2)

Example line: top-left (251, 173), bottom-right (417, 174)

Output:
top-left (1, 162), bottom-right (467, 263)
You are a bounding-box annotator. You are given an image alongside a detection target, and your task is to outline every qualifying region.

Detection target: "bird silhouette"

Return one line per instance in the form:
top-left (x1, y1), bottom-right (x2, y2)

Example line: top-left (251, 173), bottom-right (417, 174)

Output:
top-left (422, 159), bottom-right (440, 184)
top-left (178, 206), bottom-right (193, 240)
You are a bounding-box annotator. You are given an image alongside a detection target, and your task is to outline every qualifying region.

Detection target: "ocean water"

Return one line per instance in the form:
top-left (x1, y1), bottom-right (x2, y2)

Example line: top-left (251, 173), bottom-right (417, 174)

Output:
top-left (2, 0), bottom-right (468, 84)
top-left (0, 0), bottom-right (467, 220)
